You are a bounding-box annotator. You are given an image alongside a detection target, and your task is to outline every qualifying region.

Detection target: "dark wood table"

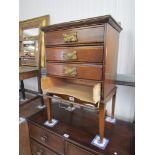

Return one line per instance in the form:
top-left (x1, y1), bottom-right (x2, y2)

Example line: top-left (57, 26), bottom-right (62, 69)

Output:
top-left (19, 66), bottom-right (44, 106)
top-left (28, 103), bottom-right (135, 155)
top-left (19, 66), bottom-right (38, 81)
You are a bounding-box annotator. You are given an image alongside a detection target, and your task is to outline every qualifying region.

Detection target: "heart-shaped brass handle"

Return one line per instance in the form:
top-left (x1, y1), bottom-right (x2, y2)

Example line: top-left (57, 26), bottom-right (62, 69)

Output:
top-left (63, 51), bottom-right (77, 60)
top-left (64, 66), bottom-right (77, 77)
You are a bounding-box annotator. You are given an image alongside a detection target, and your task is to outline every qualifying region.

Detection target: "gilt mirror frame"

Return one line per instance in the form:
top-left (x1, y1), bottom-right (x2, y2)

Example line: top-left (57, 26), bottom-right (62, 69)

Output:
top-left (19, 15), bottom-right (49, 68)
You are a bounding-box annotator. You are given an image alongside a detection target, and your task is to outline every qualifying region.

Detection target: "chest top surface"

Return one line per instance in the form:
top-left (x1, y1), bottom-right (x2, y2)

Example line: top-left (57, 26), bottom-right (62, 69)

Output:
top-left (41, 15), bottom-right (122, 32)
top-left (28, 103), bottom-right (134, 155)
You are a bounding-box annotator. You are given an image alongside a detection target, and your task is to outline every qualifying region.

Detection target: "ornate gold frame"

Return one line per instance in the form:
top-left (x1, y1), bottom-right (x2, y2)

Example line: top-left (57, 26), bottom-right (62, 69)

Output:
top-left (19, 15), bottom-right (49, 68)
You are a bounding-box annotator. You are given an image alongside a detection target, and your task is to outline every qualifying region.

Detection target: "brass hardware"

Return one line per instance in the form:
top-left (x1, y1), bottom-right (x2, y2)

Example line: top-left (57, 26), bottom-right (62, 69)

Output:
top-left (64, 66), bottom-right (77, 77)
top-left (63, 32), bottom-right (78, 42)
top-left (40, 135), bottom-right (47, 143)
top-left (63, 51), bottom-right (77, 60)
top-left (58, 102), bottom-right (75, 111)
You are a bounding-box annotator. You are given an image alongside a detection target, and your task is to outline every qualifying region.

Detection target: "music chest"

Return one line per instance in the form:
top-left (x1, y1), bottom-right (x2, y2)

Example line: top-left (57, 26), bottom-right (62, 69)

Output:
top-left (29, 15), bottom-right (122, 155)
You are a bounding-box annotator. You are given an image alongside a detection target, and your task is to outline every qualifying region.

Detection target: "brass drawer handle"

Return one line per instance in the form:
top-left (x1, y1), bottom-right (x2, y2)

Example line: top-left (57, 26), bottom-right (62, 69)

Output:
top-left (40, 135), bottom-right (47, 143)
top-left (63, 32), bottom-right (78, 42)
top-left (63, 51), bottom-right (77, 60)
top-left (64, 66), bottom-right (77, 77)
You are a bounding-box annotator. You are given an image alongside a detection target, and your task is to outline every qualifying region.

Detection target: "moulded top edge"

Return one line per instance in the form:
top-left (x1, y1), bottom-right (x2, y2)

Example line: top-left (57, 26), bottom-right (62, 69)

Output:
top-left (41, 15), bottom-right (122, 32)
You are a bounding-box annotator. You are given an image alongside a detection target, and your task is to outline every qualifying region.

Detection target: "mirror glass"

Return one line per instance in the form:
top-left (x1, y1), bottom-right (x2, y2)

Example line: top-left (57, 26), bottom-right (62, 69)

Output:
top-left (19, 15), bottom-right (49, 67)
top-left (23, 40), bottom-right (38, 56)
top-left (22, 28), bottom-right (39, 57)
top-left (23, 28), bottom-right (39, 38)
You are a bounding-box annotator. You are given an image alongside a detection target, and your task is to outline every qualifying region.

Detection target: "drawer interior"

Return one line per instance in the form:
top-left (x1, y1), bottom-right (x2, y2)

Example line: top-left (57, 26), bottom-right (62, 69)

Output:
top-left (41, 77), bottom-right (101, 104)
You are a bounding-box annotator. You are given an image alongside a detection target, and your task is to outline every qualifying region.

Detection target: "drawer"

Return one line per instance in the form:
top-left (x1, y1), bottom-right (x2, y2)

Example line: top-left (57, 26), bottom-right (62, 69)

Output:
top-left (46, 46), bottom-right (103, 63)
top-left (29, 123), bottom-right (64, 155)
top-left (65, 142), bottom-right (95, 155)
top-left (45, 26), bottom-right (104, 45)
top-left (30, 139), bottom-right (57, 155)
top-left (46, 63), bottom-right (103, 80)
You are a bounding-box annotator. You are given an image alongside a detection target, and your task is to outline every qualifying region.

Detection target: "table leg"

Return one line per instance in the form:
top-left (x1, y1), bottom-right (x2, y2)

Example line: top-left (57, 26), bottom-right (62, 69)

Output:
top-left (111, 93), bottom-right (116, 119)
top-left (46, 97), bottom-right (52, 123)
top-left (40, 89), bottom-right (44, 106)
top-left (38, 76), bottom-right (44, 106)
top-left (99, 103), bottom-right (105, 143)
top-left (20, 80), bottom-right (26, 100)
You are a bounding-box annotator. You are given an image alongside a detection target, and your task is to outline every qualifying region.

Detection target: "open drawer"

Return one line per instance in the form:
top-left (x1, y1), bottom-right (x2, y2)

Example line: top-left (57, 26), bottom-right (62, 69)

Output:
top-left (41, 77), bottom-right (101, 105)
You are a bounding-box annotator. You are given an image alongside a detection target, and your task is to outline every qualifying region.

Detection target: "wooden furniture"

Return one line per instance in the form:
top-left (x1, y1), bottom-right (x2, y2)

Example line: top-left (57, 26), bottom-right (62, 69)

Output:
top-left (27, 103), bottom-right (135, 155)
top-left (41, 15), bottom-right (122, 143)
top-left (19, 66), bottom-right (38, 81)
top-left (19, 66), bottom-right (38, 101)
top-left (19, 15), bottom-right (49, 105)
top-left (20, 121), bottom-right (31, 155)
top-left (19, 96), bottom-right (45, 155)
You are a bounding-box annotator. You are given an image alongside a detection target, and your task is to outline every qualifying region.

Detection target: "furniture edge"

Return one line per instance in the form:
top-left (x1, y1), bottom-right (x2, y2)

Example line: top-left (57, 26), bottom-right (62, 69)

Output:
top-left (41, 15), bottom-right (122, 32)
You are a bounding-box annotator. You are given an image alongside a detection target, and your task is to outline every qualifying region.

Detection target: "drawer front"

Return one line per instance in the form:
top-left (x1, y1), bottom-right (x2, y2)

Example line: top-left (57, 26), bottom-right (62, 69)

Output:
top-left (65, 142), bottom-right (94, 155)
top-left (29, 123), bottom-right (64, 155)
top-left (46, 63), bottom-right (103, 80)
top-left (45, 26), bottom-right (104, 45)
top-left (30, 139), bottom-right (57, 155)
top-left (46, 46), bottom-right (103, 63)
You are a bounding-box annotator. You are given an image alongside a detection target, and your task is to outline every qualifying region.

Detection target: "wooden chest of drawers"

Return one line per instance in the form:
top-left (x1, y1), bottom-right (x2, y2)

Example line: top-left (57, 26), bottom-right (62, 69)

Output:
top-left (28, 104), bottom-right (134, 155)
top-left (29, 123), bottom-right (65, 155)
top-left (40, 15), bottom-right (122, 149)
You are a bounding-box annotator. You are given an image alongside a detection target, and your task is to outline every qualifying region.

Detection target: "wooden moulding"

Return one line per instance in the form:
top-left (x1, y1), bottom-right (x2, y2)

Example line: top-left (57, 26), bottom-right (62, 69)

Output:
top-left (41, 15), bottom-right (122, 33)
top-left (41, 77), bottom-right (101, 105)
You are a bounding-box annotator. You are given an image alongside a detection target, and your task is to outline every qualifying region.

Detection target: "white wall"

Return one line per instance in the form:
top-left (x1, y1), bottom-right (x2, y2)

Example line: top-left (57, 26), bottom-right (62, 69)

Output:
top-left (19, 0), bottom-right (135, 122)
top-left (20, 0), bottom-right (135, 75)
top-left (106, 85), bottom-right (135, 122)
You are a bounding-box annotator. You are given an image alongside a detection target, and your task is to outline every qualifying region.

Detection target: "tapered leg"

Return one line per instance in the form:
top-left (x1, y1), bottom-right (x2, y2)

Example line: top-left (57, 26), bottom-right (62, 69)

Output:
top-left (37, 76), bottom-right (44, 106)
top-left (111, 93), bottom-right (116, 118)
top-left (99, 103), bottom-right (105, 143)
top-left (46, 97), bottom-right (52, 123)
top-left (20, 80), bottom-right (26, 100)
top-left (40, 89), bottom-right (44, 106)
